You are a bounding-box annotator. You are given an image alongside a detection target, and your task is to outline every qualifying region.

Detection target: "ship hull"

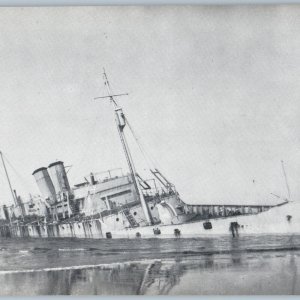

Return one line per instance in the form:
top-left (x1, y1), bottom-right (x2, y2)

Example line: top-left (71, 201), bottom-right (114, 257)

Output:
top-left (1, 201), bottom-right (299, 239)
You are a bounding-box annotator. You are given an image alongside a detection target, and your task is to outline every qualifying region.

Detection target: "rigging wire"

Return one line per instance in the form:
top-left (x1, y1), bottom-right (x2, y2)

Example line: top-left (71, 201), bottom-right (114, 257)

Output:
top-left (124, 110), bottom-right (176, 193)
top-left (76, 115), bottom-right (100, 169)
top-left (124, 117), bottom-right (157, 171)
top-left (2, 153), bottom-right (32, 194)
top-left (104, 76), bottom-right (162, 174)
top-left (97, 73), bottom-right (163, 183)
top-left (75, 72), bottom-right (126, 182)
top-left (75, 81), bottom-right (108, 177)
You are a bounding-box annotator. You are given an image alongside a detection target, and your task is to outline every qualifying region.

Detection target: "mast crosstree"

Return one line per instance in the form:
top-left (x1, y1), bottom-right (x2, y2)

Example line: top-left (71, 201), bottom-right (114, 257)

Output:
top-left (94, 70), bottom-right (153, 226)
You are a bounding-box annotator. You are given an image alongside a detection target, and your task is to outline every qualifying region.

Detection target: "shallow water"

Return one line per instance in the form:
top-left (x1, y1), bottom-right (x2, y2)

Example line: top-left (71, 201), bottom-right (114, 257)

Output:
top-left (0, 235), bottom-right (300, 295)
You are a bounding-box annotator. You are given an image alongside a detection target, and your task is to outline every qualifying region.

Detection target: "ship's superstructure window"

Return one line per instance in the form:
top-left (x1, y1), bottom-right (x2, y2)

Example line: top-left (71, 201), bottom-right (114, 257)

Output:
top-left (107, 190), bottom-right (131, 200)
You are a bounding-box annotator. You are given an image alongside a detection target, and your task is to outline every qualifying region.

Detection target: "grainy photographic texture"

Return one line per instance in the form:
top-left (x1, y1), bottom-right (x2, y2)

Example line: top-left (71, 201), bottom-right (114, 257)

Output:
top-left (0, 6), bottom-right (300, 295)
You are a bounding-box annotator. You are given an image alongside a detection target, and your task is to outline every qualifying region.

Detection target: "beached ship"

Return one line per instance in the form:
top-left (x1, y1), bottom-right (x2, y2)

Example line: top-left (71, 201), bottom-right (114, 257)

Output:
top-left (0, 72), bottom-right (299, 239)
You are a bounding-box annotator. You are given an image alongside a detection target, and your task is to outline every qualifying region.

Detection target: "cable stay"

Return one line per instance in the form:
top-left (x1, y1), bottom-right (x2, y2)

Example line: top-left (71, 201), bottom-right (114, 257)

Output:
top-left (124, 116), bottom-right (177, 195)
top-left (124, 116), bottom-right (157, 171)
top-left (96, 71), bottom-right (178, 196)
top-left (2, 153), bottom-right (32, 193)
top-left (270, 192), bottom-right (288, 202)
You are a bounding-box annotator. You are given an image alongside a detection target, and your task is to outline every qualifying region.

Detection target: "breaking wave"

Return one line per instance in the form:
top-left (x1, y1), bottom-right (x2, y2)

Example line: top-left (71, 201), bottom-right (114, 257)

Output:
top-left (58, 248), bottom-right (86, 252)
top-left (0, 258), bottom-right (157, 275)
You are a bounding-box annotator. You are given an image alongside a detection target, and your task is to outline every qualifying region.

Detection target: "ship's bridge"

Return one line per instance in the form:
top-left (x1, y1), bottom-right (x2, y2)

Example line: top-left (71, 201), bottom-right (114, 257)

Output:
top-left (72, 169), bottom-right (139, 215)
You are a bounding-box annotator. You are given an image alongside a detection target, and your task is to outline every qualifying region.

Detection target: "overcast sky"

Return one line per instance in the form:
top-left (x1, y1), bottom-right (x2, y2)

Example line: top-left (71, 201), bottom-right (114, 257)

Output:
top-left (0, 6), bottom-right (300, 206)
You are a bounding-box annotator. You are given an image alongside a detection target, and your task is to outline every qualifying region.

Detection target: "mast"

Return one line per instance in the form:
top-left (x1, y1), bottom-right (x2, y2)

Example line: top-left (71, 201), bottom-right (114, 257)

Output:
top-left (99, 71), bottom-right (153, 225)
top-left (0, 151), bottom-right (17, 206)
top-left (281, 160), bottom-right (292, 202)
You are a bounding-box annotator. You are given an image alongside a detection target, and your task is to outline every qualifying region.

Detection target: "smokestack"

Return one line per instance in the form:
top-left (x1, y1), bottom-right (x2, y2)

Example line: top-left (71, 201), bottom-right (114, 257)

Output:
top-left (48, 161), bottom-right (71, 195)
top-left (3, 205), bottom-right (9, 221)
top-left (32, 167), bottom-right (56, 205)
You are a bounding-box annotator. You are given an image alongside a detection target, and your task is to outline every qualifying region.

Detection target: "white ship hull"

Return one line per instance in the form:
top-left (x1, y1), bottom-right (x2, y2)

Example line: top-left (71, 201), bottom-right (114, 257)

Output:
top-left (4, 201), bottom-right (300, 239)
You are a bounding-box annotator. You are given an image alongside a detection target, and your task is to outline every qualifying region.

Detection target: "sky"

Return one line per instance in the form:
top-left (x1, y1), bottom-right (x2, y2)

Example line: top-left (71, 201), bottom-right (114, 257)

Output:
top-left (0, 6), bottom-right (300, 206)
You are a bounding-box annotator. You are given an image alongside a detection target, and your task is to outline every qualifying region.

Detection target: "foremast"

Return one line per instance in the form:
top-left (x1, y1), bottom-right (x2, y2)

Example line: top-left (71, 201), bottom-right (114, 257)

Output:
top-left (0, 151), bottom-right (17, 206)
top-left (99, 71), bottom-right (154, 226)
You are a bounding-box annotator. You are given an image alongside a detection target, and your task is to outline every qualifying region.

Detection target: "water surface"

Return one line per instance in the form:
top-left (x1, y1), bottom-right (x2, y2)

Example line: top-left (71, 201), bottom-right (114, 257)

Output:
top-left (0, 235), bottom-right (299, 295)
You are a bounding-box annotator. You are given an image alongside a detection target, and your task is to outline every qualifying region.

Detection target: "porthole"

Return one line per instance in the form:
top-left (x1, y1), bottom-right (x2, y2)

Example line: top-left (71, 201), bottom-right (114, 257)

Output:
top-left (153, 228), bottom-right (161, 235)
top-left (203, 221), bottom-right (212, 230)
top-left (116, 218), bottom-right (119, 222)
top-left (150, 206), bottom-right (154, 210)
top-left (174, 228), bottom-right (181, 237)
top-left (133, 212), bottom-right (137, 216)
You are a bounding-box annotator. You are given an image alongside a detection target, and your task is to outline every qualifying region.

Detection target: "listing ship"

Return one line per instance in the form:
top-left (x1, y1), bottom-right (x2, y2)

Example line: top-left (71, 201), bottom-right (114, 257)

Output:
top-left (0, 72), bottom-right (299, 239)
